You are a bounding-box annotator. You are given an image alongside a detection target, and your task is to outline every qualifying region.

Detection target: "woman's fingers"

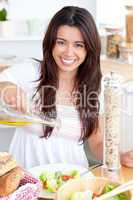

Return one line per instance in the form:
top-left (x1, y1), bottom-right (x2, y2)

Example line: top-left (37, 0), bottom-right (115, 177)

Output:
top-left (121, 150), bottom-right (133, 168)
top-left (0, 82), bottom-right (28, 113)
top-left (15, 87), bottom-right (27, 113)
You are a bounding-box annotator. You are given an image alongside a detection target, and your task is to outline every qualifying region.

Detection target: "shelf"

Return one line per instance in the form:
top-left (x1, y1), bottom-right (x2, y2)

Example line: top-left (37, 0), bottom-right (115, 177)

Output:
top-left (0, 36), bottom-right (43, 42)
top-left (101, 57), bottom-right (133, 82)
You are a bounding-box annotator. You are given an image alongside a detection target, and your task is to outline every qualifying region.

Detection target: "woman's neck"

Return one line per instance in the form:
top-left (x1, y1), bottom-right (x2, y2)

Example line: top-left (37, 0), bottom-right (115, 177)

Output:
top-left (58, 70), bottom-right (76, 92)
top-left (57, 71), bottom-right (77, 106)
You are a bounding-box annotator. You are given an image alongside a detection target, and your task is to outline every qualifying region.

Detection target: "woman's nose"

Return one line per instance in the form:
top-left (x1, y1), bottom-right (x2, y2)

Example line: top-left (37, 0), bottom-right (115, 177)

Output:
top-left (64, 44), bottom-right (74, 56)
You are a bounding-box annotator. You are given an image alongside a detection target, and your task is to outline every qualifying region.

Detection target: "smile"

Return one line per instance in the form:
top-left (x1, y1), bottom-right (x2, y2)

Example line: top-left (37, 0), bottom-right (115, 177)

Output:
top-left (61, 58), bottom-right (76, 65)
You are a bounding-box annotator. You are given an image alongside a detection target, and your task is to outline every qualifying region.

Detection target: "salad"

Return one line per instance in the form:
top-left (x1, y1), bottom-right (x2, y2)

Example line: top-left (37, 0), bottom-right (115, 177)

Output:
top-left (69, 183), bottom-right (128, 200)
top-left (39, 170), bottom-right (80, 193)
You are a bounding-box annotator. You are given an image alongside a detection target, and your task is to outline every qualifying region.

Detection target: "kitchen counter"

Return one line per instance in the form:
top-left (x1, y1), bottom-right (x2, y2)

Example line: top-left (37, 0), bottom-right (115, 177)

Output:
top-left (92, 166), bottom-right (133, 182)
top-left (101, 57), bottom-right (133, 82)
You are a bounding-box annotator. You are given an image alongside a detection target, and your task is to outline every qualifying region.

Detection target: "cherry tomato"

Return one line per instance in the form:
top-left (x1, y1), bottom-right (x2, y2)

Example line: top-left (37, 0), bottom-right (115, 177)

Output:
top-left (61, 175), bottom-right (73, 181)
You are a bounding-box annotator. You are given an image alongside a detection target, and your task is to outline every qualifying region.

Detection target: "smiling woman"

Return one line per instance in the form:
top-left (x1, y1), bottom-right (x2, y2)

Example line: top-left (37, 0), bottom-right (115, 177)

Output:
top-left (0, 6), bottom-right (102, 169)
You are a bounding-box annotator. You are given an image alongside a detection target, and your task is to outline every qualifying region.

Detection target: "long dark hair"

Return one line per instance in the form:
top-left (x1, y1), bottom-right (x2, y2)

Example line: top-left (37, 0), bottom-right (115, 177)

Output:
top-left (35, 6), bottom-right (102, 141)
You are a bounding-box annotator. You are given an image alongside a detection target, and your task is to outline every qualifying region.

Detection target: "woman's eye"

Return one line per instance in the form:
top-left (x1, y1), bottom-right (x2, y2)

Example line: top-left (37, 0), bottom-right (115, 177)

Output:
top-left (56, 40), bottom-right (65, 45)
top-left (75, 43), bottom-right (84, 48)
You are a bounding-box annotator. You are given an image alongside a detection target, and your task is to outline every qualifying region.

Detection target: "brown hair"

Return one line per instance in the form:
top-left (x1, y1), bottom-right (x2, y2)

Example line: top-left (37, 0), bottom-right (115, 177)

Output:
top-left (35, 6), bottom-right (102, 141)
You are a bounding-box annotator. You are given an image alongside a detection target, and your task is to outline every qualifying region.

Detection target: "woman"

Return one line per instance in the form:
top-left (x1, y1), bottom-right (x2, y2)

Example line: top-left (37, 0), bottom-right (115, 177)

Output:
top-left (0, 6), bottom-right (132, 169)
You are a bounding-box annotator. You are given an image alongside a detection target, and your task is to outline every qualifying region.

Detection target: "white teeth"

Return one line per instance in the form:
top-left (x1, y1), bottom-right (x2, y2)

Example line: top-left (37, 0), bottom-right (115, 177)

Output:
top-left (62, 59), bottom-right (75, 65)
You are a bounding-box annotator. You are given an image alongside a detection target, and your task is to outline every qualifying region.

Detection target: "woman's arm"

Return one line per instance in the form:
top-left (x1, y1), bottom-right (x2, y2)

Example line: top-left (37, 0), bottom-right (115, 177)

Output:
top-left (88, 116), bottom-right (133, 168)
top-left (88, 116), bottom-right (103, 161)
top-left (120, 150), bottom-right (133, 168)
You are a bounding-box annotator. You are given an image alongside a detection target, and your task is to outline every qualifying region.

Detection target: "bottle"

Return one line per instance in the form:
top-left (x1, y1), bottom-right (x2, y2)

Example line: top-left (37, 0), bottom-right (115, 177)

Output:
top-left (125, 5), bottom-right (133, 43)
top-left (119, 42), bottom-right (133, 64)
top-left (102, 72), bottom-right (123, 180)
top-left (0, 100), bottom-right (61, 128)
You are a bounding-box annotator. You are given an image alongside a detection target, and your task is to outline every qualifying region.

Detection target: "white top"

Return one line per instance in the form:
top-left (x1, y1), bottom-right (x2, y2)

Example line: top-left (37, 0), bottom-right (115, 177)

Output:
top-left (0, 59), bottom-right (90, 169)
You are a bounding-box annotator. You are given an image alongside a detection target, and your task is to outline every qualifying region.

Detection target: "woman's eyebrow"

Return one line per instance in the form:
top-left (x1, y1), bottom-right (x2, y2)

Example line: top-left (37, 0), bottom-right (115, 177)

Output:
top-left (56, 37), bottom-right (66, 41)
top-left (57, 37), bottom-right (84, 43)
top-left (74, 41), bottom-right (85, 44)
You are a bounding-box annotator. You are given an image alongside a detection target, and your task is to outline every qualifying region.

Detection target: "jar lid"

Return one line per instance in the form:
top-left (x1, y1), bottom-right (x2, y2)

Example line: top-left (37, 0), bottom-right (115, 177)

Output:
top-left (103, 72), bottom-right (124, 87)
top-left (104, 25), bottom-right (122, 33)
top-left (125, 5), bottom-right (133, 10)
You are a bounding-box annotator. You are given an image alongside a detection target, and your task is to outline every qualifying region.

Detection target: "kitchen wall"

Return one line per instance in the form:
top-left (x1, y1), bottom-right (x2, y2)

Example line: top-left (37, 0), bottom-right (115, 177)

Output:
top-left (9, 0), bottom-right (96, 20)
top-left (0, 0), bottom-right (96, 59)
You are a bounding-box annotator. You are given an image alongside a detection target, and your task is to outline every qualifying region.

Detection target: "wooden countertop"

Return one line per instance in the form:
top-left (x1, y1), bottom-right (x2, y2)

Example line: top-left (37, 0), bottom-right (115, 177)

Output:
top-left (101, 57), bottom-right (133, 82)
top-left (92, 166), bottom-right (133, 182)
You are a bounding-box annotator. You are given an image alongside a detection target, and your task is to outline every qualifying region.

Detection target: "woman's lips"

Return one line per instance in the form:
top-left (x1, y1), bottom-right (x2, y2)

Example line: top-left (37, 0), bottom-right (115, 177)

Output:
top-left (61, 58), bottom-right (76, 66)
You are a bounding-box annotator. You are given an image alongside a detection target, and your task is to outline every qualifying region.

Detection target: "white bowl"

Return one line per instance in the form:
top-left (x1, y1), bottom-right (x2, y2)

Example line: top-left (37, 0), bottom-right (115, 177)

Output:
top-left (56, 177), bottom-right (132, 200)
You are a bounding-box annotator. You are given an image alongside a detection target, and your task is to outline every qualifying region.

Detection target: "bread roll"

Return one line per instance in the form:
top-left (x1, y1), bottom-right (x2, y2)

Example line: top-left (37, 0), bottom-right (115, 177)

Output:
top-left (0, 152), bottom-right (17, 176)
top-left (0, 166), bottom-right (24, 197)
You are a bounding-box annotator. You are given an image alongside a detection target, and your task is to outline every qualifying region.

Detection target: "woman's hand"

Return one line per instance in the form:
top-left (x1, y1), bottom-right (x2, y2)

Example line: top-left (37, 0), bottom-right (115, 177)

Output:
top-left (121, 150), bottom-right (133, 168)
top-left (0, 81), bottom-right (27, 113)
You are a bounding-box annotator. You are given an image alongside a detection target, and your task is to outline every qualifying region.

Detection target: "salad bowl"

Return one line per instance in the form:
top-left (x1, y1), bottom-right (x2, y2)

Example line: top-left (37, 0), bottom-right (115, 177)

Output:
top-left (56, 177), bottom-right (132, 200)
top-left (28, 163), bottom-right (93, 199)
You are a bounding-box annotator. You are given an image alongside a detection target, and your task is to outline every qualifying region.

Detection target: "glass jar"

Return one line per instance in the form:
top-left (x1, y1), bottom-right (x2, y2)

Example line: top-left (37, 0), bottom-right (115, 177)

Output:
top-left (103, 72), bottom-right (123, 178)
top-left (125, 5), bottom-right (133, 43)
top-left (119, 42), bottom-right (133, 64)
top-left (105, 27), bottom-right (123, 58)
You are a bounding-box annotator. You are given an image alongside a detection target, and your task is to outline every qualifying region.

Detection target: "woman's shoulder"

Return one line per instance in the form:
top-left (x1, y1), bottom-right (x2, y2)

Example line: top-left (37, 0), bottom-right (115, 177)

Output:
top-left (11, 58), bottom-right (40, 82)
top-left (0, 58), bottom-right (40, 77)
top-left (15, 58), bottom-right (40, 89)
top-left (12, 58), bottom-right (40, 74)
top-left (0, 58), bottom-right (40, 91)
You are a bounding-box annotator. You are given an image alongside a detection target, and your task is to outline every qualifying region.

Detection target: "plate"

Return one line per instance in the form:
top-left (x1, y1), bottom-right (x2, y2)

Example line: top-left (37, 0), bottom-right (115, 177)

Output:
top-left (28, 163), bottom-right (93, 199)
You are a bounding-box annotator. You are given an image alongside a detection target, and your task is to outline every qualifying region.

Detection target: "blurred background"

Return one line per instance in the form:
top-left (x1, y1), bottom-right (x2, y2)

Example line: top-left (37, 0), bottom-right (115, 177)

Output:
top-left (0, 0), bottom-right (133, 152)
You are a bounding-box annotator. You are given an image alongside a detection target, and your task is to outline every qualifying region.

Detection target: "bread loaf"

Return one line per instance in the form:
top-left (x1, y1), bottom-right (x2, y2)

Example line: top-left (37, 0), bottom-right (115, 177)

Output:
top-left (0, 167), bottom-right (24, 197)
top-left (0, 152), bottom-right (17, 176)
top-left (0, 152), bottom-right (24, 197)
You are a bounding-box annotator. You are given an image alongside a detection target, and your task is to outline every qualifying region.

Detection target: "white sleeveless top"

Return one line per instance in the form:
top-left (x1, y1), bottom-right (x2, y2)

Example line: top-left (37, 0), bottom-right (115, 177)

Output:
top-left (9, 104), bottom-right (88, 169)
top-left (0, 59), bottom-right (88, 169)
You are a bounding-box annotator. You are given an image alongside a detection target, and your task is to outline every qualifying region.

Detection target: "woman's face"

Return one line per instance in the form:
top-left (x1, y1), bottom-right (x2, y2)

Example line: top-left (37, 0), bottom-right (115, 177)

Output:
top-left (52, 25), bottom-right (87, 75)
